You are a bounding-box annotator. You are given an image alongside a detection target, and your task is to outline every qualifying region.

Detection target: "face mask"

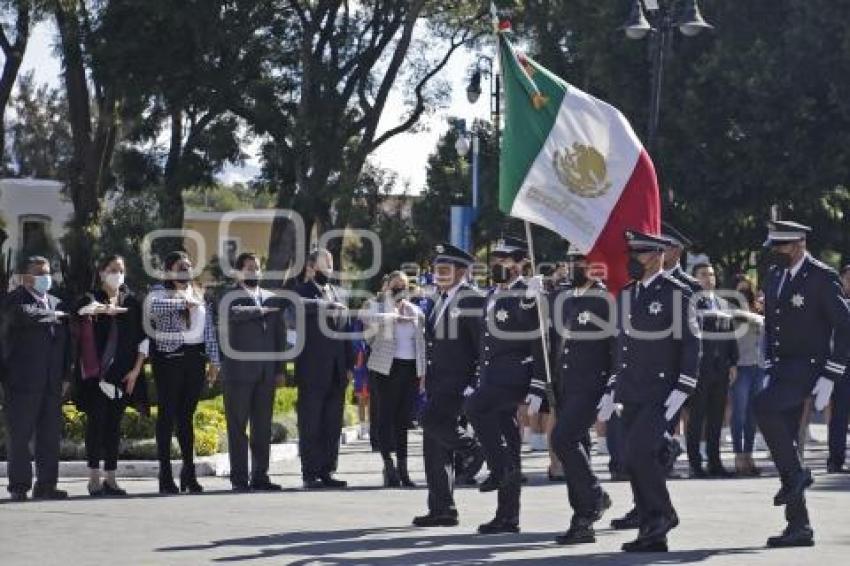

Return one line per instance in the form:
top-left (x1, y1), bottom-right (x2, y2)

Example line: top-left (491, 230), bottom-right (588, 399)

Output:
top-left (243, 271), bottom-right (261, 288)
top-left (569, 266), bottom-right (589, 288)
top-left (771, 251), bottom-right (792, 269)
top-left (390, 287), bottom-right (407, 302)
top-left (491, 263), bottom-right (510, 284)
top-left (102, 272), bottom-right (125, 290)
top-left (627, 256), bottom-right (646, 281)
top-left (173, 268), bottom-right (193, 282)
top-left (33, 274), bottom-right (52, 295)
top-left (314, 271), bottom-right (329, 286)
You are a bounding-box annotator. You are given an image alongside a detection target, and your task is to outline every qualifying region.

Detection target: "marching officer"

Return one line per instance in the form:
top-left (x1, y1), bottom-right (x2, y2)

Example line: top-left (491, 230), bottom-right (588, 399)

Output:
top-left (599, 230), bottom-right (700, 552)
top-left (465, 236), bottom-right (547, 535)
top-left (549, 246), bottom-right (615, 545)
top-left (413, 243), bottom-right (485, 528)
top-left (756, 220), bottom-right (850, 548)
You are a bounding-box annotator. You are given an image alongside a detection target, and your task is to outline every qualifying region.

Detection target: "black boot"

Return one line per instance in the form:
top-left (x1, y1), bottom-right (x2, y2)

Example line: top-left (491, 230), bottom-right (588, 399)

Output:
top-left (180, 464), bottom-right (203, 494)
top-left (382, 455), bottom-right (401, 488)
top-left (397, 456), bottom-right (415, 488)
top-left (555, 516), bottom-right (596, 545)
top-left (159, 464), bottom-right (179, 495)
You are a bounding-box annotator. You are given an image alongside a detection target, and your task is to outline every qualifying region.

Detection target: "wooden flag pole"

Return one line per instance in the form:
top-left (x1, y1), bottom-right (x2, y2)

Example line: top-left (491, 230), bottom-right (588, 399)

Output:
top-left (524, 220), bottom-right (553, 387)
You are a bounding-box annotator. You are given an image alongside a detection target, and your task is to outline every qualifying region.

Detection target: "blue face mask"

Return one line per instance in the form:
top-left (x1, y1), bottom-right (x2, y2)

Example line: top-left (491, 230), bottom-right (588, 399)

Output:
top-left (33, 275), bottom-right (52, 295)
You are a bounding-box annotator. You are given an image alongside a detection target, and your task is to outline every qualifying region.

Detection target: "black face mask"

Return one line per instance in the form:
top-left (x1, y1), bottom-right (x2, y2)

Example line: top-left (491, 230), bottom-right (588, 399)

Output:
top-left (243, 277), bottom-right (260, 288)
top-left (491, 263), bottom-right (510, 284)
top-left (569, 266), bottom-right (589, 288)
top-left (314, 271), bottom-right (329, 286)
top-left (770, 250), bottom-right (792, 269)
top-left (627, 256), bottom-right (646, 281)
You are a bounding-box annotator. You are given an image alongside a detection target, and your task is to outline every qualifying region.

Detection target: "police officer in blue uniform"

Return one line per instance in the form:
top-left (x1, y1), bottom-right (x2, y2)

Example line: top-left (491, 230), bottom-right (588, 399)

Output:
top-left (599, 230), bottom-right (700, 552)
top-left (465, 237), bottom-right (547, 535)
top-left (549, 246), bottom-right (615, 545)
top-left (413, 243), bottom-right (486, 528)
top-left (827, 265), bottom-right (850, 473)
top-left (756, 220), bottom-right (850, 548)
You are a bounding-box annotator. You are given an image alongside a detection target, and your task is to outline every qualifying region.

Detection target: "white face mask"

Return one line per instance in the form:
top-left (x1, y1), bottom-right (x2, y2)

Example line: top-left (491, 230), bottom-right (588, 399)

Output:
top-left (102, 272), bottom-right (125, 290)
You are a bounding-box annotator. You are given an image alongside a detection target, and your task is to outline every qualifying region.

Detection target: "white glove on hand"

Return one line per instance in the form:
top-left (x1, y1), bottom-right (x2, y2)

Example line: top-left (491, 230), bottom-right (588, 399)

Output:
top-left (812, 377), bottom-right (834, 411)
top-left (463, 386), bottom-right (475, 398)
top-left (525, 394), bottom-right (543, 416)
top-left (524, 275), bottom-right (544, 299)
top-left (664, 389), bottom-right (689, 421)
top-left (597, 392), bottom-right (616, 422)
top-left (763, 374), bottom-right (771, 389)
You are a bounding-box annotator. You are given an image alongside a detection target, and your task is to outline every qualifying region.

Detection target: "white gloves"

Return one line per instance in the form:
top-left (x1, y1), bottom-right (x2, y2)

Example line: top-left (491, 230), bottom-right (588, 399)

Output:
top-left (812, 377), bottom-right (834, 411)
top-left (525, 394), bottom-right (543, 416)
top-left (664, 389), bottom-right (689, 421)
top-left (524, 275), bottom-right (544, 299)
top-left (597, 392), bottom-right (616, 422)
top-left (463, 386), bottom-right (475, 398)
top-left (763, 374), bottom-right (771, 389)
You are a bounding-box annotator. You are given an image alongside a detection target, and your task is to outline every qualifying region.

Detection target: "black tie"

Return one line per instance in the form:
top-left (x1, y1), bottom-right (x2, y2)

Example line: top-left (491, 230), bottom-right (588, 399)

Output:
top-left (430, 292), bottom-right (448, 327)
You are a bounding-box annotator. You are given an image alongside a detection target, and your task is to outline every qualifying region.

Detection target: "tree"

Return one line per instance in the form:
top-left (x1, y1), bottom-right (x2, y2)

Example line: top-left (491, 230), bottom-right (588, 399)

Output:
top-left (8, 71), bottom-right (72, 178)
top-left (0, 0), bottom-right (33, 171)
top-left (231, 1), bottom-right (487, 279)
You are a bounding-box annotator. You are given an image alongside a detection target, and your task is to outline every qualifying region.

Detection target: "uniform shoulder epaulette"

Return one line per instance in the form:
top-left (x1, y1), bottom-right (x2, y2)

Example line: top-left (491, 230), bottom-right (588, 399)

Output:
top-left (807, 256), bottom-right (836, 276)
top-left (661, 272), bottom-right (689, 290)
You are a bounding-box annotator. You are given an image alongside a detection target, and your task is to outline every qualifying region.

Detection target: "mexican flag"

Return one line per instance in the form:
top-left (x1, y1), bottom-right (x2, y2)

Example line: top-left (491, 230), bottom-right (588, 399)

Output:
top-left (498, 32), bottom-right (660, 294)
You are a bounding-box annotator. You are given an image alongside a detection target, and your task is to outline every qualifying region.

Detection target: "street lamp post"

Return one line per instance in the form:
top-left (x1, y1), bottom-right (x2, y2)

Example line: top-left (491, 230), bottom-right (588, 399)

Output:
top-left (622, 0), bottom-right (713, 156)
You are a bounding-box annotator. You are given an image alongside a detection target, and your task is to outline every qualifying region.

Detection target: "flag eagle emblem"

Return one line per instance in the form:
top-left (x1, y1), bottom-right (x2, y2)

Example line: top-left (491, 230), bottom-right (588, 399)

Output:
top-left (553, 142), bottom-right (612, 198)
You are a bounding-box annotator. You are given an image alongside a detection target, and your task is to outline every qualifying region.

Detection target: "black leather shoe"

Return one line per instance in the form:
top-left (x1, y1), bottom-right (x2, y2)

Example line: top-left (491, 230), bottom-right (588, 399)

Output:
top-left (642, 514), bottom-right (678, 540)
top-left (478, 474), bottom-right (501, 493)
top-left (159, 477), bottom-right (179, 495)
top-left (611, 507), bottom-right (641, 530)
top-left (319, 474), bottom-right (348, 488)
top-left (774, 469), bottom-right (813, 506)
top-left (412, 512), bottom-right (459, 527)
top-left (9, 491), bottom-right (27, 502)
top-left (592, 491), bottom-right (613, 521)
top-left (180, 466), bottom-right (203, 494)
top-left (707, 464), bottom-right (735, 478)
top-left (101, 482), bottom-right (127, 496)
top-left (555, 518), bottom-right (595, 545)
top-left (689, 465), bottom-right (707, 479)
top-left (232, 483), bottom-right (252, 493)
top-left (303, 478), bottom-right (325, 489)
top-left (477, 517), bottom-right (520, 534)
top-left (32, 485), bottom-right (68, 500)
top-left (251, 480), bottom-right (282, 492)
top-left (767, 524), bottom-right (815, 548)
top-left (622, 536), bottom-right (668, 552)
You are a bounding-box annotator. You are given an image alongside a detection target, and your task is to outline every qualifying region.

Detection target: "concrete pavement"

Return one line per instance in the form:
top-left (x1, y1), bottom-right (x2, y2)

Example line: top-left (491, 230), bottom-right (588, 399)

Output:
top-left (0, 427), bottom-right (848, 565)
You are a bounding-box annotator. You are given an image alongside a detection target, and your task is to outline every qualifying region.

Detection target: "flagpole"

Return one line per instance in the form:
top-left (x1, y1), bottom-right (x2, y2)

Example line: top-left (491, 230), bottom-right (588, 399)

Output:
top-left (524, 220), bottom-right (553, 388)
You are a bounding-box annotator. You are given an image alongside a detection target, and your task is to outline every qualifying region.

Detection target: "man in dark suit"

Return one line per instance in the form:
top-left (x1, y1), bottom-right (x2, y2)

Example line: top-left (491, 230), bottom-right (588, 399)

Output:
top-left (413, 243), bottom-right (485, 528)
top-left (293, 248), bottom-right (353, 489)
top-left (687, 262), bottom-right (738, 478)
top-left (216, 252), bottom-right (286, 492)
top-left (599, 231), bottom-right (701, 552)
top-left (0, 256), bottom-right (72, 501)
top-left (827, 264), bottom-right (850, 473)
top-left (756, 220), bottom-right (850, 547)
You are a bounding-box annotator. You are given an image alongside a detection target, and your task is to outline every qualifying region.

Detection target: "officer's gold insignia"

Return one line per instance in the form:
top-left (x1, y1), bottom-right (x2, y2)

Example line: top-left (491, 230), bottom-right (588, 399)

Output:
top-left (495, 309), bottom-right (509, 322)
top-left (553, 142), bottom-right (612, 198)
top-left (791, 293), bottom-right (805, 308)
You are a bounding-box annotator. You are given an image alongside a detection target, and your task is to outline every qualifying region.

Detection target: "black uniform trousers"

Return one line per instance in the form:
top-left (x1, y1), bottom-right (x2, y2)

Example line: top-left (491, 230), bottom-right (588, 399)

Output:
top-left (754, 361), bottom-right (815, 528)
top-left (621, 401), bottom-right (675, 523)
top-left (374, 359), bottom-right (417, 459)
top-left (223, 371), bottom-right (276, 487)
top-left (686, 373), bottom-right (729, 469)
top-left (80, 378), bottom-right (126, 471)
top-left (421, 392), bottom-right (477, 515)
top-left (152, 345), bottom-right (207, 474)
top-left (297, 370), bottom-right (347, 480)
top-left (827, 375), bottom-right (850, 469)
top-left (551, 390), bottom-right (605, 519)
top-left (3, 379), bottom-right (63, 493)
top-left (465, 384), bottom-right (526, 522)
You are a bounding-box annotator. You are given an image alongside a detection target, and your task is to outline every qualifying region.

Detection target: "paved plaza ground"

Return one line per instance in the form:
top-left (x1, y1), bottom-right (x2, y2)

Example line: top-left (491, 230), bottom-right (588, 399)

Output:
top-left (1, 427), bottom-right (849, 565)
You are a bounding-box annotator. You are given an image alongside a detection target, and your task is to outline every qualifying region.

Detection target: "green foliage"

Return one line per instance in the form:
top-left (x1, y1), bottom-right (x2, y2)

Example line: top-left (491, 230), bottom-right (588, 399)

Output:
top-left (183, 183), bottom-right (276, 212)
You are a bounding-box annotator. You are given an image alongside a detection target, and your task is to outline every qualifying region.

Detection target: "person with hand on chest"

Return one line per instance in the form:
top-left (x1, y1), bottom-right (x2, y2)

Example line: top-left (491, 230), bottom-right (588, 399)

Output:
top-left (0, 256), bottom-right (72, 502)
top-left (216, 252), bottom-right (286, 493)
top-left (412, 243), bottom-right (485, 528)
top-left (598, 230), bottom-right (700, 553)
top-left (549, 246), bottom-right (615, 545)
top-left (464, 236), bottom-right (548, 535)
top-left (755, 220), bottom-right (850, 548)
top-left (293, 248), bottom-right (353, 490)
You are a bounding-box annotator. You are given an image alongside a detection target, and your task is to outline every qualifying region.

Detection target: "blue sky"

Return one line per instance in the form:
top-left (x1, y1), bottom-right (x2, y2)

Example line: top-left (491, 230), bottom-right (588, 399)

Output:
top-left (18, 20), bottom-right (493, 195)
